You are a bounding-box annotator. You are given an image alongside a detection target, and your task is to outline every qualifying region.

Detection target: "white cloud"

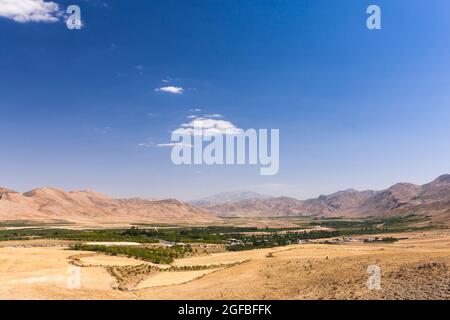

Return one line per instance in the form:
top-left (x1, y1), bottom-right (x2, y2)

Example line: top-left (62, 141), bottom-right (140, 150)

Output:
top-left (0, 0), bottom-right (62, 23)
top-left (138, 141), bottom-right (155, 148)
top-left (139, 140), bottom-right (193, 148)
top-left (187, 115), bottom-right (198, 119)
top-left (155, 86), bottom-right (184, 94)
top-left (154, 115), bottom-right (242, 148)
top-left (173, 117), bottom-right (243, 137)
top-left (157, 142), bottom-right (193, 148)
top-left (204, 114), bottom-right (223, 118)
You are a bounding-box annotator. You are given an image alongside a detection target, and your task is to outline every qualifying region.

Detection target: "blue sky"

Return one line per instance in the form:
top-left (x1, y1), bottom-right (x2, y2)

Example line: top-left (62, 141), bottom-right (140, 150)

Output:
top-left (1, 0), bottom-right (450, 200)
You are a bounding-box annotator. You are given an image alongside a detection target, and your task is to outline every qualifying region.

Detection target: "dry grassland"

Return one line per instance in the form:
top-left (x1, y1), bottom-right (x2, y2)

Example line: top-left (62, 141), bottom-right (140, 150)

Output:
top-left (0, 229), bottom-right (448, 300)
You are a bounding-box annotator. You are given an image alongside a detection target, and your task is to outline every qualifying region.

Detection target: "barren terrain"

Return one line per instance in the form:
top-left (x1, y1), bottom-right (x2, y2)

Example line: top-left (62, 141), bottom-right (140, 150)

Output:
top-left (0, 229), bottom-right (448, 300)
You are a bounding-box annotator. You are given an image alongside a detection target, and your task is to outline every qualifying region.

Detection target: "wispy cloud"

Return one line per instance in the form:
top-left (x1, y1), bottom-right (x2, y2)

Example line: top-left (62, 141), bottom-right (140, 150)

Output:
top-left (249, 183), bottom-right (293, 189)
top-left (134, 65), bottom-right (144, 75)
top-left (0, 0), bottom-right (62, 23)
top-left (84, 0), bottom-right (110, 8)
top-left (108, 43), bottom-right (118, 51)
top-left (246, 183), bottom-right (301, 198)
top-left (138, 141), bottom-right (155, 148)
top-left (154, 86), bottom-right (184, 94)
top-left (94, 126), bottom-right (112, 135)
top-left (139, 140), bottom-right (193, 149)
top-left (203, 114), bottom-right (223, 118)
top-left (157, 142), bottom-right (193, 148)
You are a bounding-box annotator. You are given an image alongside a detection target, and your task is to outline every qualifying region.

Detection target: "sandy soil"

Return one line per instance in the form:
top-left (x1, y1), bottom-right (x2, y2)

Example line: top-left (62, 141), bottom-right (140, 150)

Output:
top-left (0, 247), bottom-right (133, 299)
top-left (0, 239), bottom-right (75, 248)
top-left (84, 242), bottom-right (142, 246)
top-left (171, 247), bottom-right (292, 267)
top-left (0, 229), bottom-right (449, 300)
top-left (135, 269), bottom-right (223, 290)
top-left (71, 253), bottom-right (148, 267)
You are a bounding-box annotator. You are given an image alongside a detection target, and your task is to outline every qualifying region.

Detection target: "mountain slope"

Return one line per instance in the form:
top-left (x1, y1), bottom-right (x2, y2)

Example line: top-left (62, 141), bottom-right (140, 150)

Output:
top-left (420, 174), bottom-right (450, 201)
top-left (192, 191), bottom-right (272, 206)
top-left (357, 183), bottom-right (422, 215)
top-left (304, 189), bottom-right (376, 215)
top-left (198, 175), bottom-right (450, 218)
top-left (1, 174), bottom-right (449, 222)
top-left (202, 196), bottom-right (307, 217)
top-left (0, 187), bottom-right (218, 224)
top-left (199, 189), bottom-right (377, 217)
top-left (0, 188), bottom-right (16, 195)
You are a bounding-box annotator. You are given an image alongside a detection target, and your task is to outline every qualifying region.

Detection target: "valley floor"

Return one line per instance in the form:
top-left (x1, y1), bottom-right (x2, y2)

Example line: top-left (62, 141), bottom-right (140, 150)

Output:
top-left (0, 229), bottom-right (449, 300)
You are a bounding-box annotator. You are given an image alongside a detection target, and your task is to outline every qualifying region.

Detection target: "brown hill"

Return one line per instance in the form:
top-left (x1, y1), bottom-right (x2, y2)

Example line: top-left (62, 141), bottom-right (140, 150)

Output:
top-left (304, 189), bottom-right (376, 215)
top-left (199, 175), bottom-right (450, 219)
top-left (200, 189), bottom-right (377, 217)
top-left (420, 174), bottom-right (450, 201)
top-left (1, 174), bottom-right (449, 222)
top-left (388, 175), bottom-right (450, 218)
top-left (356, 183), bottom-right (422, 216)
top-left (0, 188), bottom-right (16, 195)
top-left (203, 197), bottom-right (308, 217)
top-left (0, 187), bottom-right (218, 224)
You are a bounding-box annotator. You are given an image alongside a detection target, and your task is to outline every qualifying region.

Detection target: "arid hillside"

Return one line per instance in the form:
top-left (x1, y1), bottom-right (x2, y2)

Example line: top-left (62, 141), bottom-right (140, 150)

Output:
top-left (1, 174), bottom-right (449, 223)
top-left (199, 174), bottom-right (450, 219)
top-left (0, 187), bottom-right (218, 224)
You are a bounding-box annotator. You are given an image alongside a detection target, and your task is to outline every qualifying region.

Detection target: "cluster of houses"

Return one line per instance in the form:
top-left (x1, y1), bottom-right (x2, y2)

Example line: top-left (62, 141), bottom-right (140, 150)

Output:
top-left (226, 238), bottom-right (245, 246)
top-left (158, 239), bottom-right (186, 247)
top-left (159, 235), bottom-right (404, 248)
top-left (308, 236), bottom-right (404, 245)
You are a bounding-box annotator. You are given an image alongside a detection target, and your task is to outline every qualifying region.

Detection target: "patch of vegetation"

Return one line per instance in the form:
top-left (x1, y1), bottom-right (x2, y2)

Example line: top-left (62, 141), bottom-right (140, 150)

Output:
top-left (0, 215), bottom-right (442, 254)
top-left (70, 244), bottom-right (192, 264)
top-left (0, 220), bottom-right (72, 227)
top-left (120, 226), bottom-right (314, 243)
top-left (363, 237), bottom-right (400, 243)
top-left (0, 228), bottom-right (162, 243)
top-left (224, 215), bottom-right (436, 251)
top-left (226, 230), bottom-right (341, 251)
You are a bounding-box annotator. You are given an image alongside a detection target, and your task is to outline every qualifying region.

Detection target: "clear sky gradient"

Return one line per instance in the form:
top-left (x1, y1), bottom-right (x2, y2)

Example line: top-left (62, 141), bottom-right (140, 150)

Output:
top-left (1, 0), bottom-right (449, 200)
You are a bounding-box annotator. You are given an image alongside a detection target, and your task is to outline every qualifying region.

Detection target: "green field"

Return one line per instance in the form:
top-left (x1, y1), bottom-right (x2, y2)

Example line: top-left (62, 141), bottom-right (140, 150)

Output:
top-left (0, 214), bottom-right (443, 262)
top-left (70, 243), bottom-right (192, 264)
top-left (0, 214), bottom-right (439, 243)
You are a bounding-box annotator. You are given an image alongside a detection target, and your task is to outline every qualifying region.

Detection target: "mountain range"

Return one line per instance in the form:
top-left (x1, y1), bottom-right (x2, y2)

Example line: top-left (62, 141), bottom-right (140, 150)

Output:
top-left (0, 174), bottom-right (449, 224)
top-left (191, 191), bottom-right (272, 206)
top-left (0, 187), bottom-right (217, 224)
top-left (197, 174), bottom-right (450, 223)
